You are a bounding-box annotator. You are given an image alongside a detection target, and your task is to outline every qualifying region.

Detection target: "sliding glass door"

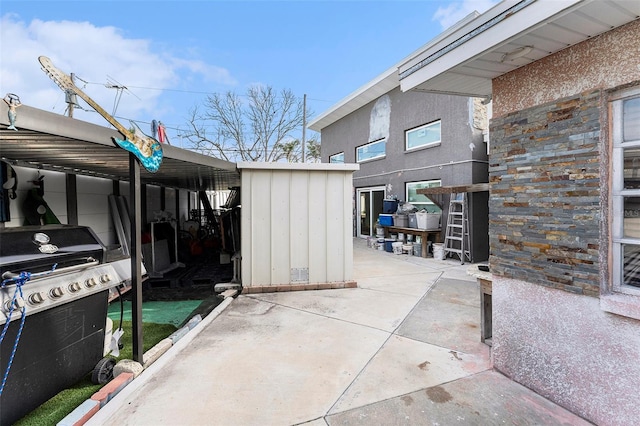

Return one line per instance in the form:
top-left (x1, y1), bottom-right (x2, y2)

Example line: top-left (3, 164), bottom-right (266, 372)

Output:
top-left (356, 186), bottom-right (385, 238)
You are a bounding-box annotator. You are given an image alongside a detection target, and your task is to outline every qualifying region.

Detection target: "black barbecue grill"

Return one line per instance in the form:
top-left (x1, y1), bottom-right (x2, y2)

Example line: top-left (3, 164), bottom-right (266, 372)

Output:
top-left (0, 224), bottom-right (127, 425)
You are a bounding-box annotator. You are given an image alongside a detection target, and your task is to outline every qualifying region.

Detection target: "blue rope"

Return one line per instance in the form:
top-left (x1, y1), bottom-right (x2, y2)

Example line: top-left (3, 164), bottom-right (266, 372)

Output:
top-left (0, 271), bottom-right (31, 396)
top-left (0, 263), bottom-right (58, 396)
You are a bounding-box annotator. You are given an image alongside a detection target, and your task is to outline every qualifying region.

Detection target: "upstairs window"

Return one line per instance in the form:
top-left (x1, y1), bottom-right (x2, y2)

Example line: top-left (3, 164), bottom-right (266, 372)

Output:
top-left (406, 120), bottom-right (441, 151)
top-left (329, 152), bottom-right (345, 163)
top-left (356, 139), bottom-right (386, 163)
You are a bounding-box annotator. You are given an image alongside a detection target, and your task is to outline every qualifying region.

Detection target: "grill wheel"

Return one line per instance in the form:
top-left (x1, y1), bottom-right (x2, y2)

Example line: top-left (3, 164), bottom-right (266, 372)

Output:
top-left (91, 357), bottom-right (116, 384)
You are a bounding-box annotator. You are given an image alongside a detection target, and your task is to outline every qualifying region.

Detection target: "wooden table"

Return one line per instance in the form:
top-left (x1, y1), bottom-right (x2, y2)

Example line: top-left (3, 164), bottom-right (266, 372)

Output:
top-left (382, 226), bottom-right (442, 258)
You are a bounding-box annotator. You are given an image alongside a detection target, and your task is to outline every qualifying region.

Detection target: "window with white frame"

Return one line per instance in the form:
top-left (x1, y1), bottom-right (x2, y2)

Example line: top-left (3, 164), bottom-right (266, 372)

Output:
top-left (329, 152), bottom-right (345, 163)
top-left (406, 120), bottom-right (441, 151)
top-left (406, 180), bottom-right (442, 212)
top-left (611, 89), bottom-right (640, 293)
top-left (356, 139), bottom-right (385, 163)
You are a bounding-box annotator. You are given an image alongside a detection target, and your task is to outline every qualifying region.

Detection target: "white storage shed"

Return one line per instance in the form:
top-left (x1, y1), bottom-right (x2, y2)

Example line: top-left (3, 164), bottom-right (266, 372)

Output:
top-left (237, 162), bottom-right (359, 293)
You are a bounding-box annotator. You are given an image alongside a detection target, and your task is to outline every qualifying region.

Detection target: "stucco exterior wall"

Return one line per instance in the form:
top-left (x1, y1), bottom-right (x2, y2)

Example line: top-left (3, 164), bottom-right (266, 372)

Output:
top-left (493, 19), bottom-right (640, 118)
top-left (493, 276), bottom-right (640, 426)
top-left (321, 87), bottom-right (488, 192)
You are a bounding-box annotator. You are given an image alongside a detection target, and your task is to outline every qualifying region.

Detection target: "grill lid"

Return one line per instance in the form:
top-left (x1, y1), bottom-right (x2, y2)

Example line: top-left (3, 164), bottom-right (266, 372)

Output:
top-left (0, 225), bottom-right (105, 276)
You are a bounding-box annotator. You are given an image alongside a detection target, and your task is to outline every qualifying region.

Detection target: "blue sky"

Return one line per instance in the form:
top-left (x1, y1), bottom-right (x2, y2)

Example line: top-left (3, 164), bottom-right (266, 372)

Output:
top-left (0, 1), bottom-right (497, 148)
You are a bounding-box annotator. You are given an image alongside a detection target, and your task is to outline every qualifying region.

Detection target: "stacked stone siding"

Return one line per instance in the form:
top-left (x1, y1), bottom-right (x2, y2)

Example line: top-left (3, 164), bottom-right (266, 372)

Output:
top-left (489, 90), bottom-right (601, 297)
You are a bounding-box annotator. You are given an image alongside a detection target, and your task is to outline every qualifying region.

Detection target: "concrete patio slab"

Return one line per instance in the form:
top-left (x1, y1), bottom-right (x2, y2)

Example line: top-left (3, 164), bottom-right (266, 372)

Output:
top-left (354, 271), bottom-right (441, 297)
top-left (255, 284), bottom-right (431, 332)
top-left (329, 334), bottom-right (491, 414)
top-left (326, 370), bottom-right (592, 426)
top-left (397, 278), bottom-right (489, 354)
top-left (98, 296), bottom-right (389, 426)
top-left (87, 239), bottom-right (592, 426)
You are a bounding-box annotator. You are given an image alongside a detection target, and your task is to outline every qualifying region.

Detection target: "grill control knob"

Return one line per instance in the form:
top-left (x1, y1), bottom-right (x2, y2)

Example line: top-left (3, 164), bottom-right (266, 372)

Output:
top-left (85, 277), bottom-right (98, 288)
top-left (28, 292), bottom-right (46, 305)
top-left (49, 286), bottom-right (64, 298)
top-left (4, 297), bottom-right (25, 312)
top-left (100, 274), bottom-right (111, 284)
top-left (68, 282), bottom-right (82, 293)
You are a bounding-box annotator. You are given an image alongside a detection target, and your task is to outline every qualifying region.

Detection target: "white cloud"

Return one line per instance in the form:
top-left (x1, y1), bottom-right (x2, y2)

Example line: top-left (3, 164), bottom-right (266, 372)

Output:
top-left (432, 0), bottom-right (499, 30)
top-left (0, 14), bottom-right (235, 127)
top-left (171, 57), bottom-right (236, 86)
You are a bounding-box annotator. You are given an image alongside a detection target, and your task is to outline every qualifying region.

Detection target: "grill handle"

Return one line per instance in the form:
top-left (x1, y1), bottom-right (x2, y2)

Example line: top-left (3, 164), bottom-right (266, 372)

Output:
top-left (1, 257), bottom-right (100, 281)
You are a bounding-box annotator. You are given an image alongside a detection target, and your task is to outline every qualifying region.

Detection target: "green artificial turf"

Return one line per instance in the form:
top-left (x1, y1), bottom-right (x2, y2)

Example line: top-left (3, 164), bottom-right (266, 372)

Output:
top-left (14, 320), bottom-right (177, 426)
top-left (108, 299), bottom-right (203, 327)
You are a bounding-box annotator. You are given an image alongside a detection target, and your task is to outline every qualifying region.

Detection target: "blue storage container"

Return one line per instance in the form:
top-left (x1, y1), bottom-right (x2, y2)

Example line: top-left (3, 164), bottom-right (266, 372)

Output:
top-left (379, 214), bottom-right (394, 226)
top-left (383, 200), bottom-right (398, 214)
top-left (384, 238), bottom-right (395, 252)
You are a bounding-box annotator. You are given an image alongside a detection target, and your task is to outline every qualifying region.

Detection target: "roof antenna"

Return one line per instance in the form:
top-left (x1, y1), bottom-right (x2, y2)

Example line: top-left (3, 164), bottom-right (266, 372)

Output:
top-left (105, 75), bottom-right (140, 116)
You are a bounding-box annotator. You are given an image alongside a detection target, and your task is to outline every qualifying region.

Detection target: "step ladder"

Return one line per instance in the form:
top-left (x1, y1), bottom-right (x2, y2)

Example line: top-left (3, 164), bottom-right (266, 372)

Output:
top-left (444, 193), bottom-right (471, 264)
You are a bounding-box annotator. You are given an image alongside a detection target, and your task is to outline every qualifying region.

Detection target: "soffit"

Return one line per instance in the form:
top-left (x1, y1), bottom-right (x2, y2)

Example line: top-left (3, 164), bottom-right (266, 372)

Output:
top-left (399, 0), bottom-right (640, 97)
top-left (307, 69), bottom-right (399, 132)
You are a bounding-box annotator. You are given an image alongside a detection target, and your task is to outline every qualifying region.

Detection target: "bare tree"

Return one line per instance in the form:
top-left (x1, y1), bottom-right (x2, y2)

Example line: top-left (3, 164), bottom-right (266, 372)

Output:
top-left (184, 85), bottom-right (309, 162)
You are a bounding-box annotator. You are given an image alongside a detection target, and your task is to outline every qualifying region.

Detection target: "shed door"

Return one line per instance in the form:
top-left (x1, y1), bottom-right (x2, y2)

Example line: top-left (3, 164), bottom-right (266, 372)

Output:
top-left (357, 187), bottom-right (385, 238)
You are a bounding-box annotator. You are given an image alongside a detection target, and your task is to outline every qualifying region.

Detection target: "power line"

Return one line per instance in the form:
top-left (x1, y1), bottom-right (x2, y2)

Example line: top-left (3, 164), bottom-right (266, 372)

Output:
top-left (79, 80), bottom-right (334, 103)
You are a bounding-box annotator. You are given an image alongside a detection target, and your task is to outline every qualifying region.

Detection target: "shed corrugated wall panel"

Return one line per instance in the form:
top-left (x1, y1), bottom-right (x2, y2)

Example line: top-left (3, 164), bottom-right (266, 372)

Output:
top-left (308, 172), bottom-right (328, 284)
top-left (270, 171), bottom-right (291, 284)
top-left (240, 171), bottom-right (251, 285)
top-left (249, 170), bottom-right (273, 285)
top-left (289, 171), bottom-right (310, 276)
top-left (325, 172), bottom-right (345, 282)
top-left (342, 173), bottom-right (354, 281)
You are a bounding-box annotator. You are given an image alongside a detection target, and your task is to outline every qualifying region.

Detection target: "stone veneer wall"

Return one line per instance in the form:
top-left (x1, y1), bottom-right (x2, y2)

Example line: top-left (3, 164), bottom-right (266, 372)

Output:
top-left (489, 90), bottom-right (601, 297)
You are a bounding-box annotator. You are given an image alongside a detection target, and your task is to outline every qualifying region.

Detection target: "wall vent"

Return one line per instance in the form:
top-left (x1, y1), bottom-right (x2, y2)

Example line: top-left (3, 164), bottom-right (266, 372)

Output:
top-left (290, 268), bottom-right (309, 283)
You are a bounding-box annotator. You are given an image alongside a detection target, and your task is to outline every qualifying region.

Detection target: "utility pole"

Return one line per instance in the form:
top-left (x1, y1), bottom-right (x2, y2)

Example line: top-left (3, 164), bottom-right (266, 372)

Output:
top-left (302, 93), bottom-right (306, 163)
top-left (66, 73), bottom-right (76, 118)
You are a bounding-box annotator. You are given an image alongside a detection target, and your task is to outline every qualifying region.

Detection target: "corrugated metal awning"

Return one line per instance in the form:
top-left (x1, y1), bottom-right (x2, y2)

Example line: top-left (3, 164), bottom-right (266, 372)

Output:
top-left (0, 103), bottom-right (240, 192)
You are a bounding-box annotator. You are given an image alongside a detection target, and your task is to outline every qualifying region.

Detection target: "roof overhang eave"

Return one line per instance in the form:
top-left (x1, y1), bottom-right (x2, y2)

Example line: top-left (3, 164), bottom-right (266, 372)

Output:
top-left (398, 0), bottom-right (586, 95)
top-left (307, 68), bottom-right (399, 132)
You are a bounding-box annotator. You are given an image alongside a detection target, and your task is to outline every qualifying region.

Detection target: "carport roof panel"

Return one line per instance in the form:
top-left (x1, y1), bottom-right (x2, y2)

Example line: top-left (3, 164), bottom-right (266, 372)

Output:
top-left (0, 103), bottom-right (240, 192)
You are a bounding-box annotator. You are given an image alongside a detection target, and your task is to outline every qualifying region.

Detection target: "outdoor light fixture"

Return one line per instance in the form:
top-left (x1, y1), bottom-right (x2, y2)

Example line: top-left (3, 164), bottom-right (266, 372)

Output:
top-left (500, 45), bottom-right (533, 62)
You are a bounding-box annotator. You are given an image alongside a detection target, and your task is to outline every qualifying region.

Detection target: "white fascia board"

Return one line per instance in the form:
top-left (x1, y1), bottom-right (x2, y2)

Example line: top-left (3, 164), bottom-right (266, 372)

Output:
top-left (236, 162), bottom-right (360, 172)
top-left (400, 0), bottom-right (585, 92)
top-left (307, 67), bottom-right (398, 132)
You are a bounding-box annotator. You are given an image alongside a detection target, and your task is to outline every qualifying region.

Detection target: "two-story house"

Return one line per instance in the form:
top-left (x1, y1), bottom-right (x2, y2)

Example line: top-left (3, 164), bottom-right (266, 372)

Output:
top-left (308, 21), bottom-right (490, 262)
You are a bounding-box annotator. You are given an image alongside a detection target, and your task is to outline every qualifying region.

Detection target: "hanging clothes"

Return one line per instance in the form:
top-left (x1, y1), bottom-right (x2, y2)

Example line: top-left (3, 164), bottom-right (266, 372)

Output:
top-left (151, 119), bottom-right (159, 140)
top-left (157, 122), bottom-right (170, 145)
